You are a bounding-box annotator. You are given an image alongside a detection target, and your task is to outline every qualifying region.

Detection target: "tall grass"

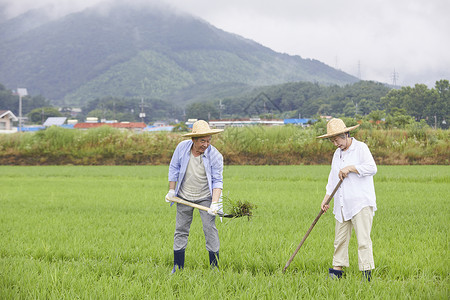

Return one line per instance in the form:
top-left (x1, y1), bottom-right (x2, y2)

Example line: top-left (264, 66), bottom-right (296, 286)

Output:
top-left (0, 126), bottom-right (180, 165)
top-left (0, 165), bottom-right (448, 299)
top-left (0, 125), bottom-right (448, 165)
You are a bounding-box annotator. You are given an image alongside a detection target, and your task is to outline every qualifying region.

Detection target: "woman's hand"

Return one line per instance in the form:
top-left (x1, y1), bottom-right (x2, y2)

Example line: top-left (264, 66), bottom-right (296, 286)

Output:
top-left (339, 165), bottom-right (358, 180)
top-left (321, 194), bottom-right (330, 212)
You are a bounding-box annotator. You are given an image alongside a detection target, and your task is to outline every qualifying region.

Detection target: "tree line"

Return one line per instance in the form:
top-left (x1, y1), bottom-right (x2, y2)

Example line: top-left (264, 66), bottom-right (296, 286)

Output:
top-left (1, 80), bottom-right (448, 129)
top-left (185, 80), bottom-right (449, 129)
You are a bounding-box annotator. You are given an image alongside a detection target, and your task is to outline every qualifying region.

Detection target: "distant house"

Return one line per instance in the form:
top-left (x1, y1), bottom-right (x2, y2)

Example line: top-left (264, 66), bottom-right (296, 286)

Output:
top-left (74, 122), bottom-right (146, 132)
top-left (284, 118), bottom-right (313, 127)
top-left (43, 117), bottom-right (67, 127)
top-left (144, 125), bottom-right (174, 132)
top-left (0, 110), bottom-right (18, 133)
top-left (208, 118), bottom-right (284, 129)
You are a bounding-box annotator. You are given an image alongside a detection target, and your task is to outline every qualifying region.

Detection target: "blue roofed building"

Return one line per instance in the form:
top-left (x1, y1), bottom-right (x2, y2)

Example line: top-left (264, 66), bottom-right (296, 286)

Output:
top-left (284, 118), bottom-right (314, 127)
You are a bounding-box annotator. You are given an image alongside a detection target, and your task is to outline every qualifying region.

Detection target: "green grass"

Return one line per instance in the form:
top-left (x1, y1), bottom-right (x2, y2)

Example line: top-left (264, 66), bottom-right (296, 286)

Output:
top-left (0, 166), bottom-right (449, 299)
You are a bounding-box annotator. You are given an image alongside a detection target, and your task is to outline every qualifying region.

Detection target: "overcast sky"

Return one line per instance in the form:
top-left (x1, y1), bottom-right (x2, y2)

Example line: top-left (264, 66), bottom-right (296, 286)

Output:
top-left (2, 0), bottom-right (449, 87)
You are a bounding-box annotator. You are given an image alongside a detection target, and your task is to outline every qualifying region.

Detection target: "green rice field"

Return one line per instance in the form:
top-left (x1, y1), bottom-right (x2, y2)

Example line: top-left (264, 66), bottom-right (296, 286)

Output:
top-left (0, 165), bottom-right (448, 299)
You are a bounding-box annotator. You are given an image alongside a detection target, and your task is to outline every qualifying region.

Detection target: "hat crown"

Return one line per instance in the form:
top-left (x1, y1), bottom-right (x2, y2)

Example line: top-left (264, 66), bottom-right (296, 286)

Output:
top-left (316, 118), bottom-right (359, 139)
top-left (182, 120), bottom-right (223, 137)
top-left (191, 120), bottom-right (211, 134)
top-left (327, 118), bottom-right (347, 134)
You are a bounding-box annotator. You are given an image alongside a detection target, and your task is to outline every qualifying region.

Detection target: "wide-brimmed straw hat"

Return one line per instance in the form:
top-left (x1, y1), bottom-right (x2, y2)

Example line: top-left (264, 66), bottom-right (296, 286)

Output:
top-left (316, 118), bottom-right (360, 139)
top-left (182, 120), bottom-right (223, 137)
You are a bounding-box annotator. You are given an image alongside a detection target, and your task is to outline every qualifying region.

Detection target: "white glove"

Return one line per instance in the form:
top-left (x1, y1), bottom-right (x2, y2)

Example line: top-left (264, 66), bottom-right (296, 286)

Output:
top-left (165, 189), bottom-right (175, 203)
top-left (208, 202), bottom-right (221, 216)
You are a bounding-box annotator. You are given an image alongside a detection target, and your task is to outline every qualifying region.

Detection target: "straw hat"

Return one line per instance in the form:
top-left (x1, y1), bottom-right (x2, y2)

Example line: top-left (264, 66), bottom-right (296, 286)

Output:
top-left (183, 120), bottom-right (223, 137)
top-left (316, 118), bottom-right (360, 139)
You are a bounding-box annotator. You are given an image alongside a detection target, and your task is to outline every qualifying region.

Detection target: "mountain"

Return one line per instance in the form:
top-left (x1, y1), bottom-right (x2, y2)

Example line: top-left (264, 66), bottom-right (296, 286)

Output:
top-left (0, 2), bottom-right (358, 106)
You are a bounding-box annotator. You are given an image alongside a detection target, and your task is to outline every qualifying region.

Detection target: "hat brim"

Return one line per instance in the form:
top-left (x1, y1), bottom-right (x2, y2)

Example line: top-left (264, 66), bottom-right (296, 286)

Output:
top-left (182, 129), bottom-right (223, 137)
top-left (316, 124), bottom-right (360, 139)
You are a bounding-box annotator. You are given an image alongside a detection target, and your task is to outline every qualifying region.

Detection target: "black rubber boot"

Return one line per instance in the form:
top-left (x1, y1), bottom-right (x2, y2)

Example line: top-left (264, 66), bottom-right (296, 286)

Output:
top-left (363, 270), bottom-right (372, 282)
top-left (171, 249), bottom-right (185, 274)
top-left (209, 251), bottom-right (219, 269)
top-left (328, 268), bottom-right (344, 279)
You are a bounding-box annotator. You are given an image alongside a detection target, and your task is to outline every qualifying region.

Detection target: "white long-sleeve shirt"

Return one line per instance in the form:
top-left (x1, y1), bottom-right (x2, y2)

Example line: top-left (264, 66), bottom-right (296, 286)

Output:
top-left (326, 138), bottom-right (377, 223)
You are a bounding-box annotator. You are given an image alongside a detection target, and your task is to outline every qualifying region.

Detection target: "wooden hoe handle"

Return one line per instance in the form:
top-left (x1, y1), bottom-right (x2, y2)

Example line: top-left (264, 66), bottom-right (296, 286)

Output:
top-left (169, 196), bottom-right (216, 214)
top-left (282, 179), bottom-right (343, 273)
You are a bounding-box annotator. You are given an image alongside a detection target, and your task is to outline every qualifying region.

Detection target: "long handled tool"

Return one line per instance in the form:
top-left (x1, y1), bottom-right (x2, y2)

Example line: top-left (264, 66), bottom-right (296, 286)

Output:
top-left (168, 196), bottom-right (237, 218)
top-left (282, 178), bottom-right (343, 273)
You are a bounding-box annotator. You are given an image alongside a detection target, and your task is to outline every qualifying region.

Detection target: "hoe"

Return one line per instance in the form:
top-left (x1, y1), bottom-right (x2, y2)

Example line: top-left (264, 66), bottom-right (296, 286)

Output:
top-left (168, 196), bottom-right (248, 218)
top-left (283, 178), bottom-right (343, 273)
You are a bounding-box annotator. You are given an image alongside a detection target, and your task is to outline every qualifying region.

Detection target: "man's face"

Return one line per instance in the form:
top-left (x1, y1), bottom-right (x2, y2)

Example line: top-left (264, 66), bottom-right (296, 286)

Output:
top-left (192, 136), bottom-right (212, 155)
top-left (329, 135), bottom-right (347, 150)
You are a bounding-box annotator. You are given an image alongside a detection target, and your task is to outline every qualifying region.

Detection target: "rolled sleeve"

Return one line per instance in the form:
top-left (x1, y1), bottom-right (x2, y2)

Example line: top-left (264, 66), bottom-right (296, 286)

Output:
top-left (355, 144), bottom-right (377, 177)
top-left (210, 148), bottom-right (224, 190)
top-left (168, 146), bottom-right (181, 182)
top-left (168, 140), bottom-right (192, 188)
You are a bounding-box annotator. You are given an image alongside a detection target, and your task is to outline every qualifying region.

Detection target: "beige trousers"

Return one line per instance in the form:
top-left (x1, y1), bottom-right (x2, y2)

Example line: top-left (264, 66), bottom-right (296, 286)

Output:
top-left (332, 206), bottom-right (375, 271)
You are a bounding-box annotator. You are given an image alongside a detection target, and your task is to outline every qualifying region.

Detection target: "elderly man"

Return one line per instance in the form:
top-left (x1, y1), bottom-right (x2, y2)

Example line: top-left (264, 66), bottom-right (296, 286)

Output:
top-left (165, 120), bottom-right (224, 273)
top-left (317, 118), bottom-right (377, 282)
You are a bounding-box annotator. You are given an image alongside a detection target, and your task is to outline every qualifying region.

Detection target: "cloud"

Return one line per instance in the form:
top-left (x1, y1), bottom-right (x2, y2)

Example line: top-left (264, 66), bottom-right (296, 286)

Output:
top-left (170, 0), bottom-right (450, 86)
top-left (2, 0), bottom-right (449, 86)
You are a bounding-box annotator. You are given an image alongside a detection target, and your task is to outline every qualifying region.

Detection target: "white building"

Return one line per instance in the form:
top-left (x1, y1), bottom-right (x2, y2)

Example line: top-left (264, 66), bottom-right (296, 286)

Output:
top-left (209, 118), bottom-right (284, 129)
top-left (0, 110), bottom-right (18, 133)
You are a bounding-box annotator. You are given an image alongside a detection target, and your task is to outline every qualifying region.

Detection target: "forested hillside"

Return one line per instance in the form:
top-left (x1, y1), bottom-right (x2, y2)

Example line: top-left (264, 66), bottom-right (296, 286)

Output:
top-left (0, 2), bottom-right (357, 106)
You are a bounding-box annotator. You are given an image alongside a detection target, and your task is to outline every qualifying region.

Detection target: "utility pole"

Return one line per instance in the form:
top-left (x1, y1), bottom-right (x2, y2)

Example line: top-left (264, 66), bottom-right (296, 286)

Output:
top-left (17, 88), bottom-right (28, 131)
top-left (19, 94), bottom-right (22, 130)
top-left (113, 101), bottom-right (116, 121)
top-left (218, 100), bottom-right (225, 120)
top-left (357, 60), bottom-right (361, 80)
top-left (139, 98), bottom-right (146, 123)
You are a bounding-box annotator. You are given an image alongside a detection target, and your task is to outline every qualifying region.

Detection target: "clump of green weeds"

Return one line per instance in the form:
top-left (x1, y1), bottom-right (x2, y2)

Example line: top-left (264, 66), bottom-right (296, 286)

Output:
top-left (223, 194), bottom-right (257, 220)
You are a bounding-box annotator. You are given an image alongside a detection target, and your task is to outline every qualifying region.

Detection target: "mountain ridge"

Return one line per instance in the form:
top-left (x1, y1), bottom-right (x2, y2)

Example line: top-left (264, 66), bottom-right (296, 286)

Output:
top-left (0, 2), bottom-right (358, 106)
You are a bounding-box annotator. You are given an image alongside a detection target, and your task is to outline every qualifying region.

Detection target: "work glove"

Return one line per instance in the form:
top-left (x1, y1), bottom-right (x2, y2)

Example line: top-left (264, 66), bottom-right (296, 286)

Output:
top-left (208, 202), bottom-right (221, 216)
top-left (165, 189), bottom-right (175, 203)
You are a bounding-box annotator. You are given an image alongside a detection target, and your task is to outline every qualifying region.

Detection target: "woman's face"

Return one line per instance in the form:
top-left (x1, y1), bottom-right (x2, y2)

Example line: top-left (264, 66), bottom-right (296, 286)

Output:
top-left (330, 135), bottom-right (349, 151)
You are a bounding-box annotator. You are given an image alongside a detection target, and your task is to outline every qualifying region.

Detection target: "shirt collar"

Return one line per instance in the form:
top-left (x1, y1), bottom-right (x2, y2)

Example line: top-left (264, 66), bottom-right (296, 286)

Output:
top-left (347, 137), bottom-right (356, 152)
top-left (340, 137), bottom-right (356, 156)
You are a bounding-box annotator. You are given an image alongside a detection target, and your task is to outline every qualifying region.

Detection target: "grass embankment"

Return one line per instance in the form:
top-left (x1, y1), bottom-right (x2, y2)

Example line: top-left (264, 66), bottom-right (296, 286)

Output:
top-left (0, 165), bottom-right (448, 298)
top-left (0, 125), bottom-right (448, 165)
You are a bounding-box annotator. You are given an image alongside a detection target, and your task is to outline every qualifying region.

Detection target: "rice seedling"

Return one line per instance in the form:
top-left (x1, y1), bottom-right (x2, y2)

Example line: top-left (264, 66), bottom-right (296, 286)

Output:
top-left (0, 165), bottom-right (448, 299)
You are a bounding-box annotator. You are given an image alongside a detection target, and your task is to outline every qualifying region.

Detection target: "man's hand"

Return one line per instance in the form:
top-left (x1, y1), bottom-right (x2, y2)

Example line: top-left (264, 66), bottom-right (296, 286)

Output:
top-left (208, 202), bottom-right (220, 216)
top-left (165, 189), bottom-right (175, 203)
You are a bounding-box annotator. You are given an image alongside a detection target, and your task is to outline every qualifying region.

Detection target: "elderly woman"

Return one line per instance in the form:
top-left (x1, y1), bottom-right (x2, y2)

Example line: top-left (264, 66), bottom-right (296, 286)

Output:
top-left (317, 118), bottom-right (377, 282)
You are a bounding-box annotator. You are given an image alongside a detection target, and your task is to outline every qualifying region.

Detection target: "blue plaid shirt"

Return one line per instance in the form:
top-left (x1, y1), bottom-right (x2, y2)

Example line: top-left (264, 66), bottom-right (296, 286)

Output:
top-left (169, 139), bottom-right (223, 196)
